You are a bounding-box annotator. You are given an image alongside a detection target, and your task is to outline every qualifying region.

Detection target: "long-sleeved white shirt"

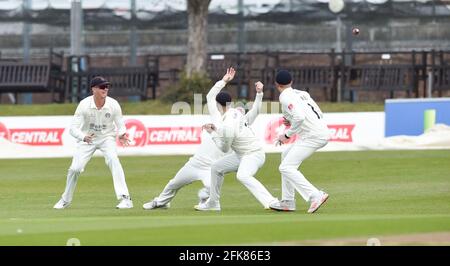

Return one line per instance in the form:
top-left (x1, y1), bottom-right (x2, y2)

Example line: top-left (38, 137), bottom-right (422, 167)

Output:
top-left (69, 96), bottom-right (126, 142)
top-left (279, 88), bottom-right (330, 140)
top-left (207, 80), bottom-right (264, 155)
top-left (206, 80), bottom-right (228, 126)
top-left (188, 130), bottom-right (228, 169)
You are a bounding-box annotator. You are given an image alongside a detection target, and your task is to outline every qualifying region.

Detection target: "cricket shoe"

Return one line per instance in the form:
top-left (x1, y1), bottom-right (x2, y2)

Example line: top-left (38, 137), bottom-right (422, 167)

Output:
top-left (307, 191), bottom-right (329, 214)
top-left (264, 198), bottom-right (280, 210)
top-left (269, 200), bottom-right (296, 212)
top-left (116, 195), bottom-right (133, 209)
top-left (194, 199), bottom-right (221, 211)
top-left (53, 199), bottom-right (71, 209)
top-left (143, 199), bottom-right (170, 210)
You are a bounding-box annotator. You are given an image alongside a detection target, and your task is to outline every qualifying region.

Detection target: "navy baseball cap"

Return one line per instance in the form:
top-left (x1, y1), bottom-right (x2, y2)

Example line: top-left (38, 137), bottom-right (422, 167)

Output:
top-left (90, 76), bottom-right (111, 88)
top-left (216, 91), bottom-right (232, 107)
top-left (275, 70), bottom-right (292, 85)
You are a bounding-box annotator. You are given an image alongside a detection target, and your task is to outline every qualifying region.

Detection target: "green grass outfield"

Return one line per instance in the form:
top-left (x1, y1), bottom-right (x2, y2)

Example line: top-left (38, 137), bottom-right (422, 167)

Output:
top-left (0, 150), bottom-right (449, 246)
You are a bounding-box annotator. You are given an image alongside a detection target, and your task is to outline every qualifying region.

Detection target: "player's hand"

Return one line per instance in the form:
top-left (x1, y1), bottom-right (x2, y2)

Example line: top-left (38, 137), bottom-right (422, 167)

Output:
top-left (202, 123), bottom-right (216, 133)
top-left (83, 133), bottom-right (95, 144)
top-left (255, 81), bottom-right (264, 93)
top-left (276, 134), bottom-right (289, 146)
top-left (118, 133), bottom-right (131, 146)
top-left (274, 139), bottom-right (283, 147)
top-left (282, 117), bottom-right (291, 126)
top-left (222, 67), bottom-right (236, 83)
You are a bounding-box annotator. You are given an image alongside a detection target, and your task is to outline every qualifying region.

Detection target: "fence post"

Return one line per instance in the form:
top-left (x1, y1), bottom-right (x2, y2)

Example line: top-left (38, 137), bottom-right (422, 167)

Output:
top-left (431, 50), bottom-right (436, 97)
top-left (340, 49), bottom-right (346, 102)
top-left (420, 50), bottom-right (426, 98)
top-left (330, 49), bottom-right (337, 102)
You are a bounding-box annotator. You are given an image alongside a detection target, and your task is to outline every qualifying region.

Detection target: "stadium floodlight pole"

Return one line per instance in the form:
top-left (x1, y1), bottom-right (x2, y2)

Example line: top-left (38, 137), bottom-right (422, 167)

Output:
top-left (70, 0), bottom-right (84, 103)
top-left (329, 0), bottom-right (345, 102)
top-left (70, 0), bottom-right (84, 56)
top-left (22, 0), bottom-right (32, 104)
top-left (237, 0), bottom-right (245, 55)
top-left (129, 0), bottom-right (137, 66)
top-left (329, 0), bottom-right (345, 53)
top-left (237, 0), bottom-right (247, 98)
top-left (335, 16), bottom-right (342, 54)
top-left (129, 0), bottom-right (139, 102)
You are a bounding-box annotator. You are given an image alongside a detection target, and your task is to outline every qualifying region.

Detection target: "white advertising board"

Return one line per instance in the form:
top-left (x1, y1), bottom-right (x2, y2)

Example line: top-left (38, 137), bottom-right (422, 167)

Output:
top-left (0, 112), bottom-right (385, 159)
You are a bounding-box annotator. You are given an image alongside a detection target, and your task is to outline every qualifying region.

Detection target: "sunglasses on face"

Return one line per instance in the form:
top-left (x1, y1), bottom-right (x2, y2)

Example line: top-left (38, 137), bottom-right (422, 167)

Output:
top-left (97, 85), bottom-right (110, 90)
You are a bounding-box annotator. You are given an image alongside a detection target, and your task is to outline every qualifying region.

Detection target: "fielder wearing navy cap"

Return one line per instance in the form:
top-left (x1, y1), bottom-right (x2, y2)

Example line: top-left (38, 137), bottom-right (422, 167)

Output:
top-left (90, 76), bottom-right (111, 88)
top-left (216, 91), bottom-right (232, 107)
top-left (275, 70), bottom-right (292, 86)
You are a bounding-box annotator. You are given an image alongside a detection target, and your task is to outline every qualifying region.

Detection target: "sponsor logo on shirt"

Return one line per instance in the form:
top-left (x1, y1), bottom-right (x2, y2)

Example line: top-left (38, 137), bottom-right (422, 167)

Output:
top-left (89, 124), bottom-right (107, 132)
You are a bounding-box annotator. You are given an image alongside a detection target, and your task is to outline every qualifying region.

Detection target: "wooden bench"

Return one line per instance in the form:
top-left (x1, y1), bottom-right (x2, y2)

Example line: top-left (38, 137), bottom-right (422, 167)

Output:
top-left (260, 66), bottom-right (336, 101)
top-left (344, 65), bottom-right (417, 99)
top-left (65, 67), bottom-right (152, 101)
top-left (0, 50), bottom-right (65, 103)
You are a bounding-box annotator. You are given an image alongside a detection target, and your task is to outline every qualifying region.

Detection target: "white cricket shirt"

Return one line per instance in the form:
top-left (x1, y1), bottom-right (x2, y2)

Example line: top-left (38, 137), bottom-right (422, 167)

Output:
top-left (206, 80), bottom-right (264, 155)
top-left (279, 88), bottom-right (331, 140)
top-left (188, 130), bottom-right (228, 169)
top-left (69, 96), bottom-right (127, 142)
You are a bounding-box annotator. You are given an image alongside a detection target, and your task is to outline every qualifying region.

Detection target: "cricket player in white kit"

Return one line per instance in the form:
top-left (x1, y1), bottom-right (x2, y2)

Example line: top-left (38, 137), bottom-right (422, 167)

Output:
top-left (142, 129), bottom-right (227, 210)
top-left (269, 70), bottom-right (331, 213)
top-left (142, 71), bottom-right (274, 210)
top-left (53, 76), bottom-right (133, 209)
top-left (195, 67), bottom-right (278, 211)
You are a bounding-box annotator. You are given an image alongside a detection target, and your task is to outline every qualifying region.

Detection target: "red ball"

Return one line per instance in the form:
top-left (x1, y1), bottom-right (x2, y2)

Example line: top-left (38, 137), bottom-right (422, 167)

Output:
top-left (352, 27), bottom-right (360, 36)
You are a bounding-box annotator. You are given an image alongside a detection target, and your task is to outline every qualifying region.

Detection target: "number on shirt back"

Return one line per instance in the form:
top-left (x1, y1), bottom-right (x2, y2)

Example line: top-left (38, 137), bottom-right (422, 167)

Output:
top-left (307, 103), bottom-right (322, 119)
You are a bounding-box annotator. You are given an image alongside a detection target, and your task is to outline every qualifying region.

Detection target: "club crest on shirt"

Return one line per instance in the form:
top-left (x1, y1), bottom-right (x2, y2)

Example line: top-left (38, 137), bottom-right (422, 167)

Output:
top-left (105, 113), bottom-right (111, 118)
top-left (288, 103), bottom-right (294, 110)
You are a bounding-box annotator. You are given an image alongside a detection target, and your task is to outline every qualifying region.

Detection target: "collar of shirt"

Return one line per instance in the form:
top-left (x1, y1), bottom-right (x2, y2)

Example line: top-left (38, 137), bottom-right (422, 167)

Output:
top-left (279, 87), bottom-right (294, 100)
top-left (89, 96), bottom-right (111, 111)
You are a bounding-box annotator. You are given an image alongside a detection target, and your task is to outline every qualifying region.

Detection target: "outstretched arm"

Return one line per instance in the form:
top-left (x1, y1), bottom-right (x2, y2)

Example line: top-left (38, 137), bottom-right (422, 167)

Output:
top-left (245, 81), bottom-right (264, 125)
top-left (206, 67), bottom-right (236, 125)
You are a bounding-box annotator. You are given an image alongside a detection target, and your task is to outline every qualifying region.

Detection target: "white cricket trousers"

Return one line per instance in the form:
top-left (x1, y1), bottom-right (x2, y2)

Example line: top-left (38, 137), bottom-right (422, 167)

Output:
top-left (154, 162), bottom-right (211, 206)
top-left (61, 138), bottom-right (130, 202)
top-left (280, 138), bottom-right (328, 202)
top-left (209, 151), bottom-right (276, 208)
